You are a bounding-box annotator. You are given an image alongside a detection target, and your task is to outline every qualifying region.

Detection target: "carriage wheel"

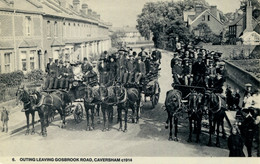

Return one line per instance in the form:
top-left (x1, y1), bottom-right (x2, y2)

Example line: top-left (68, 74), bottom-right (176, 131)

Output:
top-left (151, 93), bottom-right (160, 108)
top-left (74, 103), bottom-right (84, 123)
top-left (151, 83), bottom-right (160, 108)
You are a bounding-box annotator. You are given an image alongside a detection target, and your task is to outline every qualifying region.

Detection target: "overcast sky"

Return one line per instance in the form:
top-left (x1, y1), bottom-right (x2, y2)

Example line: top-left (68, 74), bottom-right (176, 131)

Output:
top-left (68, 0), bottom-right (241, 27)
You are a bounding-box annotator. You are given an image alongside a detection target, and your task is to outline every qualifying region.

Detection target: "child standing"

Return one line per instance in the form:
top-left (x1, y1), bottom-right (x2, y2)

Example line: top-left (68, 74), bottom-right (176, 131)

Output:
top-left (1, 106), bottom-right (9, 133)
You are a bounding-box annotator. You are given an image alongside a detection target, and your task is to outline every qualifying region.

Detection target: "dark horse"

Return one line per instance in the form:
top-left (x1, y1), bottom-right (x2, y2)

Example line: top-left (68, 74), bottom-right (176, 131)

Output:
top-left (187, 91), bottom-right (204, 143)
top-left (204, 91), bottom-right (231, 147)
top-left (115, 84), bottom-right (141, 132)
top-left (164, 89), bottom-right (183, 141)
top-left (30, 90), bottom-right (69, 137)
top-left (84, 85), bottom-right (101, 131)
top-left (16, 86), bottom-right (36, 135)
top-left (99, 85), bottom-right (116, 131)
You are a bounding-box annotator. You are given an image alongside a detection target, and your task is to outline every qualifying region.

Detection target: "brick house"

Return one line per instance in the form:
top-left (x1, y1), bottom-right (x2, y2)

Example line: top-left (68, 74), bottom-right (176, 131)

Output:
top-left (228, 0), bottom-right (260, 45)
top-left (0, 0), bottom-right (111, 74)
top-left (183, 5), bottom-right (225, 36)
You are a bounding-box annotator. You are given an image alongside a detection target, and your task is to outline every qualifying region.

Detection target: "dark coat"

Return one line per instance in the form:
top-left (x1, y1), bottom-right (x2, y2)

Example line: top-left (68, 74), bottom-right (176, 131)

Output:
top-left (192, 61), bottom-right (206, 76)
top-left (228, 134), bottom-right (245, 157)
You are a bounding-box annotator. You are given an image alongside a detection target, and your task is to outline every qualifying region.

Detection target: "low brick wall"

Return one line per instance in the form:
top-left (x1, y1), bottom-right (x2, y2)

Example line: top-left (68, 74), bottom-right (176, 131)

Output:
top-left (224, 60), bottom-right (260, 92)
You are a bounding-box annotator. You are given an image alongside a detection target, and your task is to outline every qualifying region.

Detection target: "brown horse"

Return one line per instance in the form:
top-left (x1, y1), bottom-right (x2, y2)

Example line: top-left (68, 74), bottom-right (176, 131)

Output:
top-left (204, 91), bottom-right (231, 147)
top-left (164, 89), bottom-right (183, 141)
top-left (83, 85), bottom-right (101, 131)
top-left (115, 84), bottom-right (141, 132)
top-left (30, 90), bottom-right (69, 137)
top-left (99, 85), bottom-right (116, 131)
top-left (187, 91), bottom-right (204, 143)
top-left (16, 86), bottom-right (36, 135)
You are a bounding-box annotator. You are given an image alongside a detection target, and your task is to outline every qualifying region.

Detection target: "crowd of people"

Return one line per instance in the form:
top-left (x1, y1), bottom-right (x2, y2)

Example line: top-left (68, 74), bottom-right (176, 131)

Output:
top-left (171, 39), bottom-right (227, 93)
top-left (43, 46), bottom-right (162, 91)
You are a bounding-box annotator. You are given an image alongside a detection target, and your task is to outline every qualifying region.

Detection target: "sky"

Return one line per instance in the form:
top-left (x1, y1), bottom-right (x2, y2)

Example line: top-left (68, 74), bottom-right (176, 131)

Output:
top-left (68, 0), bottom-right (242, 27)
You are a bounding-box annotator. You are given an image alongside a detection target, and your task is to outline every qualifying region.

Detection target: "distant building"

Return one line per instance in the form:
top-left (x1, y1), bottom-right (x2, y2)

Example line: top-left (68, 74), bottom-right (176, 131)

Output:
top-left (112, 26), bottom-right (151, 45)
top-left (183, 5), bottom-right (225, 36)
top-left (0, 0), bottom-right (111, 74)
top-left (228, 0), bottom-right (260, 45)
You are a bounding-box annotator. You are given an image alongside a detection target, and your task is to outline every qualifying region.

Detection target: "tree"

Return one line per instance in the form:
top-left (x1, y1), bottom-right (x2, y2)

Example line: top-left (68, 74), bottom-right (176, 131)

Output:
top-left (192, 23), bottom-right (219, 43)
top-left (110, 30), bottom-right (126, 48)
top-left (136, 1), bottom-right (193, 49)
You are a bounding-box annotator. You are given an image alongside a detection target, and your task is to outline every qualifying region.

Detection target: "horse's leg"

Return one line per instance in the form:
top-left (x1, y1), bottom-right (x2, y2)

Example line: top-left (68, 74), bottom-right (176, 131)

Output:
top-left (221, 115), bottom-right (226, 139)
top-left (207, 113), bottom-right (213, 146)
top-left (174, 116), bottom-right (179, 141)
top-left (216, 120), bottom-right (220, 147)
top-left (96, 104), bottom-right (101, 124)
top-left (188, 116), bottom-right (192, 142)
top-left (117, 106), bottom-right (120, 123)
top-left (124, 108), bottom-right (128, 132)
top-left (25, 111), bottom-right (30, 135)
top-left (102, 105), bottom-right (106, 132)
top-left (193, 120), bottom-right (197, 134)
top-left (136, 102), bottom-right (139, 124)
top-left (31, 111), bottom-right (35, 135)
top-left (196, 116), bottom-right (202, 143)
top-left (131, 106), bottom-right (135, 123)
top-left (86, 107), bottom-right (90, 131)
top-left (168, 114), bottom-right (173, 141)
top-left (91, 106), bottom-right (95, 130)
top-left (118, 107), bottom-right (123, 131)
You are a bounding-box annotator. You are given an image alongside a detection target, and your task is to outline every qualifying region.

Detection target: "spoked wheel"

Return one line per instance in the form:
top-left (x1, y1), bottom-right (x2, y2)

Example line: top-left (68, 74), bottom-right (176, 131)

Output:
top-left (151, 82), bottom-right (160, 108)
top-left (74, 103), bottom-right (84, 123)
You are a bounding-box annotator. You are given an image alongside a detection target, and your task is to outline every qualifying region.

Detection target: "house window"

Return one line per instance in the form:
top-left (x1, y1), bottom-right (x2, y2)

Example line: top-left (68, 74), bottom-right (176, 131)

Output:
top-left (208, 15), bottom-right (210, 21)
top-left (20, 51), bottom-right (27, 71)
top-left (4, 52), bottom-right (11, 73)
top-left (47, 21), bottom-right (51, 37)
top-left (54, 21), bottom-right (58, 37)
top-left (202, 15), bottom-right (205, 21)
top-left (68, 23), bottom-right (71, 37)
top-left (30, 50), bottom-right (36, 70)
top-left (63, 22), bottom-right (66, 37)
top-left (25, 16), bottom-right (32, 36)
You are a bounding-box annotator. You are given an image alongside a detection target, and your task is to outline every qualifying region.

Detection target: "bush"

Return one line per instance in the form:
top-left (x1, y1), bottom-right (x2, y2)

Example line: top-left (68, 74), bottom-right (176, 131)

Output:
top-left (0, 71), bottom-right (24, 86)
top-left (26, 69), bottom-right (44, 82)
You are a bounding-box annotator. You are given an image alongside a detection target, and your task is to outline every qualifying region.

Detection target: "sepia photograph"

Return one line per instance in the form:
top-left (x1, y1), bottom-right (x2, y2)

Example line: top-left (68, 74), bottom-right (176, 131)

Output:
top-left (0, 0), bottom-right (259, 163)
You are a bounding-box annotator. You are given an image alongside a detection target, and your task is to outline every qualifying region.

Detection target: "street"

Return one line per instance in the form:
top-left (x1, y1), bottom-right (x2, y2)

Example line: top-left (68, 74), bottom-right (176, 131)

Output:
top-left (0, 49), bottom-right (236, 157)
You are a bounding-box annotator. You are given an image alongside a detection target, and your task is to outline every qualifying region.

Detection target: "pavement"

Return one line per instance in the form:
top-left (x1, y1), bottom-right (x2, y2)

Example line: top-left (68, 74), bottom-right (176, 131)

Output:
top-left (0, 48), bottom-right (258, 158)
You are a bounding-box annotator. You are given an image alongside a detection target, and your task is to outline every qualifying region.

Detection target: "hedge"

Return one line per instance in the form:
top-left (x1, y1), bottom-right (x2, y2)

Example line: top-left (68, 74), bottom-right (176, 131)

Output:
top-left (0, 71), bottom-right (24, 87)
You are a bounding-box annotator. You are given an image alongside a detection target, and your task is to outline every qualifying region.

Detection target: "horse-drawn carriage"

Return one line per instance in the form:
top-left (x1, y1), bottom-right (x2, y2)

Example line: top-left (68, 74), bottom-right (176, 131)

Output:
top-left (165, 83), bottom-right (232, 146)
top-left (140, 61), bottom-right (161, 108)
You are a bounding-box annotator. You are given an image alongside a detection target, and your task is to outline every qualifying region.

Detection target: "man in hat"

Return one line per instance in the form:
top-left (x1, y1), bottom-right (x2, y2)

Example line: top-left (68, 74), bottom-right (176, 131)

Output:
top-left (192, 55), bottom-right (206, 86)
top-left (117, 50), bottom-right (127, 83)
top-left (214, 62), bottom-right (227, 91)
top-left (107, 54), bottom-right (117, 84)
top-left (171, 53), bottom-right (179, 69)
top-left (135, 56), bottom-right (146, 84)
top-left (182, 58), bottom-right (193, 85)
top-left (98, 53), bottom-right (110, 85)
top-left (82, 57), bottom-right (92, 74)
top-left (172, 57), bottom-right (183, 84)
top-left (138, 47), bottom-right (148, 57)
top-left (142, 54), bottom-right (150, 75)
top-left (244, 83), bottom-right (253, 98)
top-left (124, 53), bottom-right (136, 84)
top-left (54, 60), bottom-right (64, 89)
top-left (44, 57), bottom-right (58, 89)
top-left (151, 47), bottom-right (162, 64)
top-left (205, 59), bottom-right (216, 88)
top-left (61, 61), bottom-right (73, 90)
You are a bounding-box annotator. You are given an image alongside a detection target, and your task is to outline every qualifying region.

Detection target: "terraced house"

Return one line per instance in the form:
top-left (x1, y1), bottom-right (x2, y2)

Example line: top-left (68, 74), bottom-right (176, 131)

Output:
top-left (0, 0), bottom-right (111, 74)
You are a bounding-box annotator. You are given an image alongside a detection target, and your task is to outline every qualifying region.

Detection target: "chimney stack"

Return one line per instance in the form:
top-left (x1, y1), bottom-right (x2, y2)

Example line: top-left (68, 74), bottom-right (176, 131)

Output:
top-left (195, 4), bottom-right (203, 14)
top-left (73, 0), bottom-right (80, 13)
top-left (245, 0), bottom-right (253, 32)
top-left (234, 9), bottom-right (239, 20)
top-left (210, 6), bottom-right (218, 18)
top-left (81, 3), bottom-right (88, 15)
top-left (87, 9), bottom-right (92, 16)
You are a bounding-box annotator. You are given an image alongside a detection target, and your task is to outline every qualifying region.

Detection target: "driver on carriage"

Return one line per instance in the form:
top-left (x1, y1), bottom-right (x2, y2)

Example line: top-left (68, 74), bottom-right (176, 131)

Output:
top-left (192, 54), bottom-right (206, 86)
